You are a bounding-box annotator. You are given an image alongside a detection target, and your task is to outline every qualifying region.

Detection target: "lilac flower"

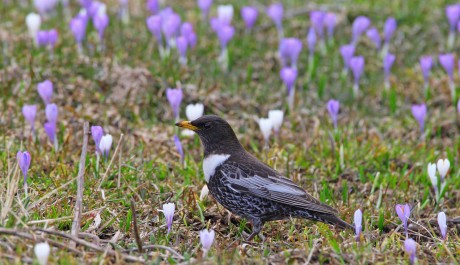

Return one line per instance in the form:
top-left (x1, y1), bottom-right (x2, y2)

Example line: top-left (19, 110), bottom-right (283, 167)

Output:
top-left (438, 212), bottom-right (447, 240)
top-left (173, 135), bottom-right (184, 164)
top-left (241, 6), bottom-right (258, 30)
top-left (45, 104), bottom-right (58, 124)
top-left (325, 12), bottom-right (336, 39)
top-left (383, 53), bottom-right (396, 87)
top-left (439, 53), bottom-right (455, 80)
top-left (354, 209), bottom-right (362, 241)
top-left (446, 4), bottom-right (460, 31)
top-left (166, 88), bottom-right (183, 120)
top-left (340, 44), bottom-right (355, 71)
top-left (22, 105), bottom-right (37, 132)
top-left (310, 11), bottom-right (326, 39)
top-left (69, 17), bottom-right (87, 48)
top-left (280, 67), bottom-right (297, 95)
top-left (44, 122), bottom-right (56, 143)
top-left (91, 126), bottom-right (104, 154)
top-left (217, 25), bottom-right (234, 49)
top-left (279, 38), bottom-right (302, 68)
top-left (162, 202), bottom-right (175, 233)
top-left (383, 17), bottom-right (397, 45)
top-left (419, 56), bottom-right (433, 85)
top-left (352, 16), bottom-right (371, 44)
top-left (411, 104), bottom-right (427, 133)
top-left (197, 0), bottom-right (213, 21)
top-left (99, 134), bottom-right (113, 158)
top-left (176, 36), bottom-right (188, 65)
top-left (395, 204), bottom-right (411, 235)
top-left (146, 15), bottom-right (162, 44)
top-left (146, 0), bottom-right (159, 14)
top-left (404, 238), bottom-right (417, 265)
top-left (200, 229), bottom-right (215, 254)
top-left (350, 56), bottom-right (364, 94)
top-left (17, 151), bottom-right (31, 197)
top-left (93, 12), bottom-right (109, 41)
top-left (36, 30), bottom-right (50, 47)
top-left (366, 27), bottom-right (381, 49)
top-left (327, 99), bottom-right (340, 129)
top-left (307, 27), bottom-right (316, 56)
top-left (37, 80), bottom-right (53, 104)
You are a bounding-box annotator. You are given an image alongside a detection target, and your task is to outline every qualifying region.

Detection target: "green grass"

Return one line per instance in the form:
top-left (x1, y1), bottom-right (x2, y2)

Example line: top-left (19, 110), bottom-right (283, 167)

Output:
top-left (1, 0), bottom-right (460, 264)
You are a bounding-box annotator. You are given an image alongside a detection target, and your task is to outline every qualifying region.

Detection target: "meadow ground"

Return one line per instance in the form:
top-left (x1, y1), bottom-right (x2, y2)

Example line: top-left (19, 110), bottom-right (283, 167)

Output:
top-left (0, 0), bottom-right (460, 264)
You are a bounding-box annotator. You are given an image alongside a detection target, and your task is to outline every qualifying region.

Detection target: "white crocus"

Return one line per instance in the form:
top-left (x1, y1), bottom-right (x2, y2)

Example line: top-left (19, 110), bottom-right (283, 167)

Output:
top-left (162, 202), bottom-right (175, 233)
top-left (427, 163), bottom-right (437, 187)
top-left (437, 211), bottom-right (447, 240)
top-left (437, 159), bottom-right (450, 180)
top-left (258, 118), bottom-right (273, 144)
top-left (200, 185), bottom-right (209, 200)
top-left (217, 5), bottom-right (234, 25)
top-left (26, 13), bottom-right (41, 43)
top-left (186, 103), bottom-right (204, 121)
top-left (99, 134), bottom-right (113, 158)
top-left (199, 229), bottom-right (215, 253)
top-left (34, 242), bottom-right (50, 265)
top-left (268, 110), bottom-right (284, 134)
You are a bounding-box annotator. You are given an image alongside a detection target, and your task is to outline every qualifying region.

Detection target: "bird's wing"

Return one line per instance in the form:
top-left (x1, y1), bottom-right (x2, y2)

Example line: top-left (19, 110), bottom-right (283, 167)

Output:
top-left (219, 160), bottom-right (338, 215)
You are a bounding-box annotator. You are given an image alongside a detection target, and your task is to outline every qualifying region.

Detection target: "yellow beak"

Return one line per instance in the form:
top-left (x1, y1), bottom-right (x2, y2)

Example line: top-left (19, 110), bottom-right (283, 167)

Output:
top-left (175, 120), bottom-right (199, 131)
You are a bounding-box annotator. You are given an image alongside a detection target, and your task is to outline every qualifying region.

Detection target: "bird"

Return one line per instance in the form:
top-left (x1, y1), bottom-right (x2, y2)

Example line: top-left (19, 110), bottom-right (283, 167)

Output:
top-left (176, 115), bottom-right (353, 240)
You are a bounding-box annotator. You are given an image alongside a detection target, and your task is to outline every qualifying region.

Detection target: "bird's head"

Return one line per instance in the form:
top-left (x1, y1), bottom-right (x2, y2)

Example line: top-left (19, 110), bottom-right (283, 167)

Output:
top-left (176, 115), bottom-right (243, 156)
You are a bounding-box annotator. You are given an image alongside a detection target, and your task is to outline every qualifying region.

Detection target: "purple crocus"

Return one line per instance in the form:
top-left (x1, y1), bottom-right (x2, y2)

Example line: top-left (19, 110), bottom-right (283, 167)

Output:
top-left (438, 212), bottom-right (447, 240)
top-left (173, 135), bottom-right (184, 164)
top-left (69, 17), bottom-right (87, 51)
top-left (310, 10), bottom-right (326, 39)
top-left (325, 12), bottom-right (336, 39)
top-left (280, 67), bottom-right (297, 96)
top-left (439, 53), bottom-right (455, 80)
top-left (395, 204), bottom-right (411, 236)
top-left (307, 27), bottom-right (316, 57)
top-left (91, 125), bottom-right (104, 154)
top-left (349, 56), bottom-right (365, 95)
top-left (146, 0), bottom-right (159, 14)
top-left (241, 6), bottom-right (258, 30)
top-left (446, 5), bottom-right (460, 31)
top-left (217, 25), bottom-right (234, 49)
top-left (37, 80), bottom-right (53, 104)
top-left (197, 0), bottom-right (213, 21)
top-left (411, 104), bottom-right (427, 134)
top-left (176, 36), bottom-right (188, 65)
top-left (17, 151), bottom-right (31, 197)
top-left (162, 13), bottom-right (181, 47)
top-left (327, 99), bottom-right (340, 129)
top-left (44, 122), bottom-right (56, 143)
top-left (48, 29), bottom-right (58, 48)
top-left (404, 238), bottom-right (417, 265)
top-left (36, 31), bottom-right (49, 47)
top-left (383, 53), bottom-right (396, 88)
top-left (146, 15), bottom-right (162, 44)
top-left (279, 38), bottom-right (302, 68)
top-left (166, 88), bottom-right (183, 120)
top-left (267, 3), bottom-right (283, 39)
top-left (45, 103), bottom-right (58, 124)
top-left (34, 0), bottom-right (58, 15)
top-left (340, 44), bottom-right (355, 72)
top-left (351, 16), bottom-right (371, 44)
top-left (22, 105), bottom-right (37, 132)
top-left (383, 17), bottom-right (397, 45)
top-left (366, 27), bottom-right (381, 50)
top-left (180, 22), bottom-right (196, 47)
top-left (354, 209), bottom-right (362, 241)
top-left (419, 56), bottom-right (433, 86)
top-left (93, 12), bottom-right (109, 41)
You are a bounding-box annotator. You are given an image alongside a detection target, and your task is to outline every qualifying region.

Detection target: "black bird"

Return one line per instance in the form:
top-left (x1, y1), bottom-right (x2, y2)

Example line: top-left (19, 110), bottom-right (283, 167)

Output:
top-left (176, 115), bottom-right (352, 240)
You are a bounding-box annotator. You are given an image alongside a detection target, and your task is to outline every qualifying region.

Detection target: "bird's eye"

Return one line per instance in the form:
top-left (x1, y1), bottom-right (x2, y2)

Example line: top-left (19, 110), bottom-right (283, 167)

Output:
top-left (204, 122), bottom-right (212, 129)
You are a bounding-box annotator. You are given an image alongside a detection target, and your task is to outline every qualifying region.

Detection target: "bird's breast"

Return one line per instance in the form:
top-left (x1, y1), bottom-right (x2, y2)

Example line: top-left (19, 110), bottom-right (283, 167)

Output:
top-left (202, 154), bottom-right (231, 182)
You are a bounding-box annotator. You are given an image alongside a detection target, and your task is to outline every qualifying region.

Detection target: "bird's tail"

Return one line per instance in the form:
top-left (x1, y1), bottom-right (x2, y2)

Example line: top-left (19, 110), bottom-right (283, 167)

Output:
top-left (318, 213), bottom-right (354, 230)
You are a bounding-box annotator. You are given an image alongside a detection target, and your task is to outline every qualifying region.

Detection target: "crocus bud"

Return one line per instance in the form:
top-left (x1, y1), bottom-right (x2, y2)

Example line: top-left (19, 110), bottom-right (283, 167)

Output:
top-left (173, 135), bottom-right (184, 164)
top-left (350, 56), bottom-right (365, 93)
top-left (48, 29), bottom-right (58, 48)
top-left (180, 22), bottom-right (195, 44)
top-left (404, 238), bottom-right (417, 265)
top-left (146, 15), bottom-right (162, 44)
top-left (17, 151), bottom-right (31, 183)
top-left (419, 56), bottom-right (433, 84)
top-left (166, 88), bottom-right (183, 120)
top-left (366, 27), bottom-right (381, 49)
top-left (268, 110), bottom-right (283, 134)
top-left (340, 44), bottom-right (355, 71)
top-left (395, 204), bottom-right (411, 235)
top-left (383, 53), bottom-right (396, 86)
top-left (351, 16), bottom-right (370, 44)
top-left (327, 99), bottom-right (340, 129)
top-left (383, 17), bottom-right (397, 44)
top-left (69, 17), bottom-right (87, 45)
top-left (200, 185), bottom-right (209, 200)
top-left (45, 103), bottom-right (58, 124)
top-left (310, 11), bottom-right (326, 39)
top-left (411, 104), bottom-right (426, 134)
top-left (437, 158), bottom-right (450, 180)
top-left (217, 25), bottom-right (235, 49)
top-left (93, 12), bottom-right (109, 41)
top-left (22, 105), bottom-right (37, 132)
top-left (437, 211), bottom-right (447, 240)
top-left (146, 0), bottom-right (159, 14)
top-left (44, 122), bottom-right (56, 143)
top-left (439, 53), bottom-right (455, 80)
top-left (26, 13), bottom-right (42, 43)
top-left (36, 30), bottom-right (50, 47)
top-left (427, 162), bottom-right (438, 188)
top-left (199, 229), bottom-right (215, 253)
top-left (267, 3), bottom-right (283, 26)
top-left (197, 0), bottom-right (213, 20)
top-left (354, 209), bottom-right (362, 241)
top-left (279, 38), bottom-right (302, 68)
top-left (258, 118), bottom-right (273, 144)
top-left (280, 67), bottom-right (297, 95)
top-left (34, 0), bottom-right (58, 15)
top-left (176, 36), bottom-right (188, 65)
top-left (241, 6), bottom-right (258, 30)
top-left (217, 5), bottom-right (233, 26)
top-left (446, 4), bottom-right (460, 31)
top-left (185, 103), bottom-right (204, 121)
top-left (162, 202), bottom-right (175, 233)
top-left (307, 27), bottom-right (316, 56)
top-left (91, 126), bottom-right (104, 154)
top-left (325, 12), bottom-right (336, 39)
top-left (37, 80), bottom-right (53, 104)
top-left (99, 134), bottom-right (113, 158)
top-left (34, 242), bottom-right (50, 265)
top-left (162, 13), bottom-right (181, 47)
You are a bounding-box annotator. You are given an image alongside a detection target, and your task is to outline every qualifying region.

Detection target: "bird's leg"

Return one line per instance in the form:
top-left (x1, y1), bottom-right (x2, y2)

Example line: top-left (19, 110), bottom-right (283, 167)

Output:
top-left (246, 219), bottom-right (263, 241)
